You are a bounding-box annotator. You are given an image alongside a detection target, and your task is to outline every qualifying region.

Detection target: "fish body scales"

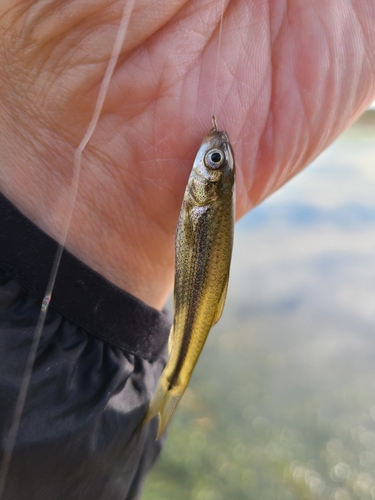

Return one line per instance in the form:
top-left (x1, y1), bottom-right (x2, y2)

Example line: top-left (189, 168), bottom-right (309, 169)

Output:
top-left (144, 120), bottom-right (235, 438)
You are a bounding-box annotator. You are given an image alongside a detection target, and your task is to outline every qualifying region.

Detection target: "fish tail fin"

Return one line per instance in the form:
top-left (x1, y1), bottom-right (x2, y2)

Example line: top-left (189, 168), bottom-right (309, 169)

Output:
top-left (143, 376), bottom-right (183, 439)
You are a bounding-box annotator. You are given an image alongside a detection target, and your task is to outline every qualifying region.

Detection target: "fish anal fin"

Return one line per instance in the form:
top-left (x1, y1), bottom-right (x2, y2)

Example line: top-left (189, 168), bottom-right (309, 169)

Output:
top-left (142, 376), bottom-right (183, 439)
top-left (168, 325), bottom-right (174, 356)
top-left (212, 277), bottom-right (229, 326)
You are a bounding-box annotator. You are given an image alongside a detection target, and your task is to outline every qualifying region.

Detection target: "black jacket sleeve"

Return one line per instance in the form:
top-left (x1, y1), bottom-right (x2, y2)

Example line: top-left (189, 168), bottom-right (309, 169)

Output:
top-left (0, 193), bottom-right (170, 500)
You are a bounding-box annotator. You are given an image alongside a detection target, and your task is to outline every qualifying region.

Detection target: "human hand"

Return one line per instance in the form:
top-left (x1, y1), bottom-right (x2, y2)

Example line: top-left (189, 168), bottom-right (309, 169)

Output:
top-left (0, 0), bottom-right (374, 308)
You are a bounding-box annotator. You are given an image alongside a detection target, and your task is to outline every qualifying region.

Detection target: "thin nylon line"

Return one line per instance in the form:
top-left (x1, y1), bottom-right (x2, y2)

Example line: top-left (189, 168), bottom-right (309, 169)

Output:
top-left (211, 0), bottom-right (225, 117)
top-left (0, 258), bottom-right (60, 499)
top-left (0, 1), bottom-right (135, 496)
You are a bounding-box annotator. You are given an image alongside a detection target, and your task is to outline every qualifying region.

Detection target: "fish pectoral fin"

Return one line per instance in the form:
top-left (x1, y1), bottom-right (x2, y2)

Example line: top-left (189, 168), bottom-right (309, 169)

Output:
top-left (212, 277), bottom-right (229, 326)
top-left (142, 377), bottom-right (183, 439)
top-left (168, 325), bottom-right (174, 355)
top-left (181, 201), bottom-right (195, 247)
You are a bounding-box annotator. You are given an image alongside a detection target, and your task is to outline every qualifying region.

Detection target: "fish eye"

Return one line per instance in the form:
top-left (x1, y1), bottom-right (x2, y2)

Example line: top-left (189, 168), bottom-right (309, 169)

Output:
top-left (204, 148), bottom-right (225, 169)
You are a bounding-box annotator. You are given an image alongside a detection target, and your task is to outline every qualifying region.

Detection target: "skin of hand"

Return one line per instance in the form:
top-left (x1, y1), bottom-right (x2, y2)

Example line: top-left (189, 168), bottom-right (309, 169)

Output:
top-left (0, 0), bottom-right (374, 310)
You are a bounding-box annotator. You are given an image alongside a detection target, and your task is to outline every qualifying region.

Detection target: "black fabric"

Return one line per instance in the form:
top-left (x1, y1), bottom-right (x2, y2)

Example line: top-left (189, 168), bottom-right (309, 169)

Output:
top-left (0, 193), bottom-right (170, 360)
top-left (0, 194), bottom-right (170, 499)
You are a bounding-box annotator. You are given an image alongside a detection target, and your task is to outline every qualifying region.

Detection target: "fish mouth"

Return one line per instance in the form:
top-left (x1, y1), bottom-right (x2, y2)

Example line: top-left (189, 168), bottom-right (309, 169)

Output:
top-left (204, 129), bottom-right (230, 147)
top-left (207, 117), bottom-right (229, 140)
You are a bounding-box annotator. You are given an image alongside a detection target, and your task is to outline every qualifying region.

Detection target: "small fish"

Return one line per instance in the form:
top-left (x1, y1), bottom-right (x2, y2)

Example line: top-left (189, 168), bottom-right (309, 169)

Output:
top-left (144, 117), bottom-right (235, 438)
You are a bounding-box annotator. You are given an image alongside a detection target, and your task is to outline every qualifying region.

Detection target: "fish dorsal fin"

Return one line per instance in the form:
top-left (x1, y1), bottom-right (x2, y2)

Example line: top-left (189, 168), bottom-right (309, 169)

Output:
top-left (212, 277), bottom-right (229, 326)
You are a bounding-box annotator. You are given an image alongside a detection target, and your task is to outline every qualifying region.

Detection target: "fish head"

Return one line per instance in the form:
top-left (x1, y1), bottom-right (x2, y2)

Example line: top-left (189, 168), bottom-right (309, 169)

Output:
top-left (192, 126), bottom-right (235, 186)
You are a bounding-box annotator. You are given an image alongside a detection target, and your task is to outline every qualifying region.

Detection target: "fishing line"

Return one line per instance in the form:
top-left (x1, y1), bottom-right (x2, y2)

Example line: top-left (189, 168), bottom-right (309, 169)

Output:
top-left (211, 0), bottom-right (225, 117)
top-left (0, 0), bottom-right (136, 496)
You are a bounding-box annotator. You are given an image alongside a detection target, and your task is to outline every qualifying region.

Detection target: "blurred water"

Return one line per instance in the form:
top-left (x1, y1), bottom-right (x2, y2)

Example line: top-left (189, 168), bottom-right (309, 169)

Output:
top-left (143, 112), bottom-right (375, 500)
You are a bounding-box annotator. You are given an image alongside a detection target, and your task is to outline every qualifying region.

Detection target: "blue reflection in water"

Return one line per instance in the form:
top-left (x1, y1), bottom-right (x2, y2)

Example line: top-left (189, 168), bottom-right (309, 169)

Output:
top-left (240, 202), bottom-right (375, 230)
